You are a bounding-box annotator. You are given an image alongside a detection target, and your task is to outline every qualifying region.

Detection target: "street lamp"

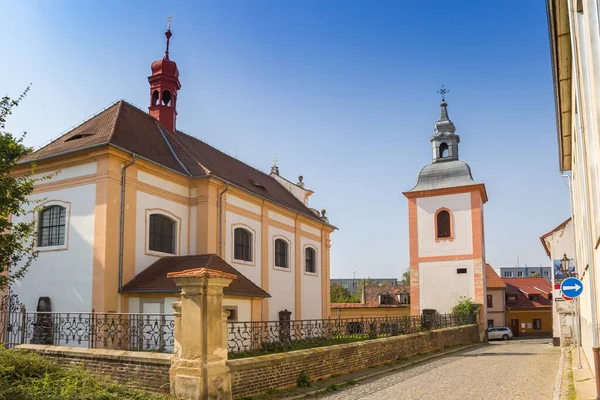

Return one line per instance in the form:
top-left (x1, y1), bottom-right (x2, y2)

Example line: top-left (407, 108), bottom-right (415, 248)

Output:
top-left (561, 253), bottom-right (571, 277)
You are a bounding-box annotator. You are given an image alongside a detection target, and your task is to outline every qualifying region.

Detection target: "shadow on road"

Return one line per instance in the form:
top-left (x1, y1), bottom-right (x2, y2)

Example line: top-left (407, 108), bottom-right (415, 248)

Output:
top-left (457, 352), bottom-right (536, 357)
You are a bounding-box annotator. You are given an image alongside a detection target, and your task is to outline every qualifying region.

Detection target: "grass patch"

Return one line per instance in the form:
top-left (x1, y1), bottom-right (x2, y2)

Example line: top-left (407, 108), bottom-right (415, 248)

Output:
top-left (326, 384), bottom-right (339, 392)
top-left (0, 346), bottom-right (169, 400)
top-left (567, 369), bottom-right (577, 400)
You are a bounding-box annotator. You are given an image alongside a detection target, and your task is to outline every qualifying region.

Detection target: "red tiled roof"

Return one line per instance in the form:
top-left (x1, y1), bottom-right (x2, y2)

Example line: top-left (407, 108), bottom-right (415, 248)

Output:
top-left (486, 264), bottom-right (506, 289)
top-left (20, 101), bottom-right (332, 226)
top-left (502, 277), bottom-right (552, 309)
top-left (363, 285), bottom-right (409, 307)
top-left (331, 303), bottom-right (367, 309)
top-left (539, 217), bottom-right (571, 257)
top-left (121, 254), bottom-right (270, 298)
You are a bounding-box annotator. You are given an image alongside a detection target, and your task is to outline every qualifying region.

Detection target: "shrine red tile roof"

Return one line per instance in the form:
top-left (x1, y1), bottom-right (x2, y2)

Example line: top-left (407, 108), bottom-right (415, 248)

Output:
top-left (19, 100), bottom-right (333, 227)
top-left (486, 264), bottom-right (506, 289)
top-left (121, 254), bottom-right (270, 298)
top-left (502, 277), bottom-right (552, 309)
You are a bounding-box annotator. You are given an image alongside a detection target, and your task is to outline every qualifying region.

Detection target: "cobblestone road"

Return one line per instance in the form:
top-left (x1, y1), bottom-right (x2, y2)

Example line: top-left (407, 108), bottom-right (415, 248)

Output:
top-left (320, 339), bottom-right (561, 400)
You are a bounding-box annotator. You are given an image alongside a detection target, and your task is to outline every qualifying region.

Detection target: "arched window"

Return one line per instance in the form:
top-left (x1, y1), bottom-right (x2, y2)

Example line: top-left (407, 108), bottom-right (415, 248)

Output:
top-left (439, 142), bottom-right (449, 158)
top-left (162, 90), bottom-right (172, 106)
top-left (274, 239), bottom-right (289, 268)
top-left (436, 209), bottom-right (452, 239)
top-left (38, 205), bottom-right (66, 247)
top-left (305, 247), bottom-right (316, 273)
top-left (152, 90), bottom-right (159, 106)
top-left (234, 228), bottom-right (252, 262)
top-left (149, 214), bottom-right (176, 254)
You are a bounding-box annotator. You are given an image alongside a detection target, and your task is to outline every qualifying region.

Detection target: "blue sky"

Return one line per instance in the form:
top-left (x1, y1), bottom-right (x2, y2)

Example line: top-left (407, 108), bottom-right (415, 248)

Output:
top-left (1, 1), bottom-right (570, 279)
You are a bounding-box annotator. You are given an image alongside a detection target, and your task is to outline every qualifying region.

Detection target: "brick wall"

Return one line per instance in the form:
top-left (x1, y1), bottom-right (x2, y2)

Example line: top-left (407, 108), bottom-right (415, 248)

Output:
top-left (16, 344), bottom-right (171, 393)
top-left (18, 324), bottom-right (479, 399)
top-left (228, 324), bottom-right (479, 399)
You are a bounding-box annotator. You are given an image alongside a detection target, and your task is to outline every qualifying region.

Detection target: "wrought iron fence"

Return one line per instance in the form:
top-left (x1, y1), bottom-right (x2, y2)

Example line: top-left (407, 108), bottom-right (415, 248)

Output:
top-left (227, 313), bottom-right (476, 358)
top-left (1, 310), bottom-right (175, 353)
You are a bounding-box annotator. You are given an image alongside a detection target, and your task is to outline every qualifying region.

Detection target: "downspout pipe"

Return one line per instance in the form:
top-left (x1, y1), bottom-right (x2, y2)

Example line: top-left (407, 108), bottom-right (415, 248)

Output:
top-left (565, 0), bottom-right (600, 394)
top-left (118, 155), bottom-right (137, 293)
top-left (218, 183), bottom-right (229, 257)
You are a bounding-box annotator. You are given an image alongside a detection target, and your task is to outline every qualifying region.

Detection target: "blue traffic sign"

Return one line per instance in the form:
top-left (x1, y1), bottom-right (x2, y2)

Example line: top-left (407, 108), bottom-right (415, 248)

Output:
top-left (561, 277), bottom-right (584, 299)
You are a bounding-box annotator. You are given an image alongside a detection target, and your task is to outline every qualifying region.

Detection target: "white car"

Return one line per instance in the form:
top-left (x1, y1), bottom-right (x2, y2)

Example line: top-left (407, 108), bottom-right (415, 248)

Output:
top-left (487, 327), bottom-right (513, 341)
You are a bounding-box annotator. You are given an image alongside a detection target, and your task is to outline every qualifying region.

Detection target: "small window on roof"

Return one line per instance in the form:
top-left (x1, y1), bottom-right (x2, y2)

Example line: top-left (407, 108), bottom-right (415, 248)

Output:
top-left (249, 179), bottom-right (267, 190)
top-left (65, 133), bottom-right (93, 142)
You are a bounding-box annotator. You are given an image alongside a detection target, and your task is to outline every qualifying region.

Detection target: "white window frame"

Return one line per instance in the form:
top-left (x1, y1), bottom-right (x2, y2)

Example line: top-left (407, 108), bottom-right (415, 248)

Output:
top-left (231, 224), bottom-right (256, 266)
top-left (145, 209), bottom-right (181, 257)
top-left (303, 245), bottom-right (318, 276)
top-left (35, 200), bottom-right (71, 252)
top-left (273, 235), bottom-right (291, 272)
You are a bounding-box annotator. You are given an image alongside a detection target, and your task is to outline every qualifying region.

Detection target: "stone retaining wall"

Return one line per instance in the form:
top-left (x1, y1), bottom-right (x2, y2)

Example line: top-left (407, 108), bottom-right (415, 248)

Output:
top-left (228, 324), bottom-right (479, 399)
top-left (16, 344), bottom-right (171, 394)
top-left (18, 324), bottom-right (479, 398)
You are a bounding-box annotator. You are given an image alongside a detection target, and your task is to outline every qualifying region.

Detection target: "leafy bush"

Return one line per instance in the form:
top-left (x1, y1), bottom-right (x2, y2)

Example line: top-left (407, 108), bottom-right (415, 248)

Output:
top-left (0, 346), bottom-right (170, 400)
top-left (452, 298), bottom-right (481, 317)
top-left (296, 371), bottom-right (311, 388)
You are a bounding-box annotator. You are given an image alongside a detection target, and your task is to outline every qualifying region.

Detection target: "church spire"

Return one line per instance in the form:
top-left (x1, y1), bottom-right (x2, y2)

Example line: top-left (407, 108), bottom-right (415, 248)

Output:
top-left (430, 87), bottom-right (460, 163)
top-left (148, 16), bottom-right (181, 133)
top-left (164, 15), bottom-right (173, 59)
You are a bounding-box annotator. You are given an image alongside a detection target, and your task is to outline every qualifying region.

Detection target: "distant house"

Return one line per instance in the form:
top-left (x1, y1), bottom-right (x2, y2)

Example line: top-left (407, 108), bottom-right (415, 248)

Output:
top-left (331, 284), bottom-right (409, 318)
top-left (539, 217), bottom-right (575, 346)
top-left (503, 277), bottom-right (553, 337)
top-left (330, 278), bottom-right (398, 295)
top-left (486, 264), bottom-right (506, 328)
top-left (494, 266), bottom-right (552, 282)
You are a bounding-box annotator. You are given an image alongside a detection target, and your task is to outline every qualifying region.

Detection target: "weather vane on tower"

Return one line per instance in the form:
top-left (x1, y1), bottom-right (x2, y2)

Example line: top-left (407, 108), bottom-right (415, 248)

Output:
top-left (167, 15), bottom-right (173, 31)
top-left (437, 85), bottom-right (449, 102)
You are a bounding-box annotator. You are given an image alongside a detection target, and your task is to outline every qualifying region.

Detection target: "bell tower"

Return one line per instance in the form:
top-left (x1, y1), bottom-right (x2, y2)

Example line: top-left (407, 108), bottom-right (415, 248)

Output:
top-left (148, 16), bottom-right (181, 133)
top-left (403, 89), bottom-right (488, 339)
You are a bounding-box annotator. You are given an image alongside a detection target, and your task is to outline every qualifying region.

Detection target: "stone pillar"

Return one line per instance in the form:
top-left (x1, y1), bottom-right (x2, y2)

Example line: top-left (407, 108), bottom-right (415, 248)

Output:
top-left (168, 268), bottom-right (237, 400)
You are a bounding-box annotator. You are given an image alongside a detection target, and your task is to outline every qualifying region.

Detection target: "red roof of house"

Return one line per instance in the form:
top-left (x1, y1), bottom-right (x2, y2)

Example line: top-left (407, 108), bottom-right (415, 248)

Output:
top-left (121, 254), bottom-right (270, 298)
top-left (363, 285), bottom-right (409, 307)
top-left (502, 277), bottom-right (552, 309)
top-left (486, 264), bottom-right (506, 289)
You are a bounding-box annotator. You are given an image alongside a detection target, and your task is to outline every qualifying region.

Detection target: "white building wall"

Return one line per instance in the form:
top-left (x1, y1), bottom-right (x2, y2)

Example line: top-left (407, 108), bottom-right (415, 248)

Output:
top-left (416, 193), bottom-right (473, 257)
top-left (33, 162), bottom-right (97, 182)
top-left (223, 297), bottom-right (252, 322)
top-left (268, 226), bottom-right (295, 321)
top-left (418, 259), bottom-right (475, 314)
top-left (12, 184), bottom-right (97, 313)
top-left (224, 210), bottom-right (262, 288)
top-left (301, 237), bottom-right (322, 320)
top-left (135, 191), bottom-right (189, 275)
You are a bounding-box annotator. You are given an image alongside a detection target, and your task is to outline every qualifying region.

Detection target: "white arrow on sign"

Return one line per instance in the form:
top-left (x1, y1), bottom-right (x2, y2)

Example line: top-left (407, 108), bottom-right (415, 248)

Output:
top-left (563, 283), bottom-right (582, 291)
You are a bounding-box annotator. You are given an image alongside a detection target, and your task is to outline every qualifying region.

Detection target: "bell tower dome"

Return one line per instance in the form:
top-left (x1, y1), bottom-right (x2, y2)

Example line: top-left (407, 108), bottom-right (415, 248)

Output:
top-left (148, 18), bottom-right (181, 133)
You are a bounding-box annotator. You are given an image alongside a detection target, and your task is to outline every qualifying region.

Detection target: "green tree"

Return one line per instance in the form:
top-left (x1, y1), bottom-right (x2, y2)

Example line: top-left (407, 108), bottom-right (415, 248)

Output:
top-left (452, 298), bottom-right (481, 317)
top-left (532, 272), bottom-right (540, 278)
top-left (330, 284), bottom-right (352, 303)
top-left (401, 270), bottom-right (410, 286)
top-left (0, 88), bottom-right (49, 291)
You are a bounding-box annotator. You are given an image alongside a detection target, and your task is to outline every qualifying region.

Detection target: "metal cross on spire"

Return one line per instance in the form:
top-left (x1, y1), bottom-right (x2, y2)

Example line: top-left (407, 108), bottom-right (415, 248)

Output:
top-left (167, 15), bottom-right (173, 31)
top-left (437, 85), bottom-right (449, 101)
top-left (272, 155), bottom-right (278, 167)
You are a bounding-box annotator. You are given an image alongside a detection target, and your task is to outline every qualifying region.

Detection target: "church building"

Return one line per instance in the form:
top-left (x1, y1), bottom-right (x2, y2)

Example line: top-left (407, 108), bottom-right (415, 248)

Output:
top-left (403, 97), bottom-right (487, 324)
top-left (11, 26), bottom-right (335, 322)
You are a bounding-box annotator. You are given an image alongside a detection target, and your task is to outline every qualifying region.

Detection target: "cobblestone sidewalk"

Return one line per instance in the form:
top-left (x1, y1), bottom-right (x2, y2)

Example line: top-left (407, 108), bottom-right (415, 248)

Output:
top-left (319, 338), bottom-right (560, 400)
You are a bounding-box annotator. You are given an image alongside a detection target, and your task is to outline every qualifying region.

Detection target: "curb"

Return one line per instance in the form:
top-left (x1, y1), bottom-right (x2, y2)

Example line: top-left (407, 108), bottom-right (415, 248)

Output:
top-left (283, 342), bottom-right (487, 399)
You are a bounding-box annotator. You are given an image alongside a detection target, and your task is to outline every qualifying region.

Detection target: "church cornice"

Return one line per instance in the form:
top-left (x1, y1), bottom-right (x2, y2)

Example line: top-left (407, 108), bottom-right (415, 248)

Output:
top-left (402, 182), bottom-right (488, 204)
